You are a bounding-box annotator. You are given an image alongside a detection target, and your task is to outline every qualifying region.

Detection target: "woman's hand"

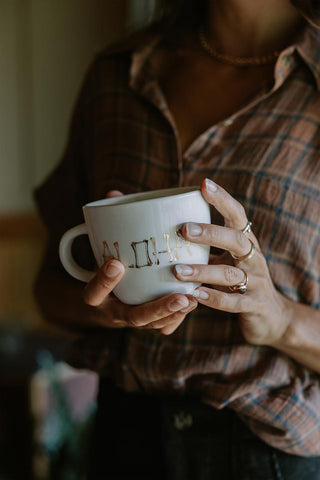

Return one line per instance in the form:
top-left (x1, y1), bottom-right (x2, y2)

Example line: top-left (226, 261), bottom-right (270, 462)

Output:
top-left (82, 189), bottom-right (197, 335)
top-left (83, 259), bottom-right (197, 335)
top-left (174, 178), bottom-right (292, 347)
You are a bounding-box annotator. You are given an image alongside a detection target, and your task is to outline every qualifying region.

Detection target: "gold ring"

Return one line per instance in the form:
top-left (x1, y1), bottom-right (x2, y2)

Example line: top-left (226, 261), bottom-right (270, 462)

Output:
top-left (232, 239), bottom-right (256, 263)
top-left (241, 221), bottom-right (252, 235)
top-left (229, 270), bottom-right (248, 294)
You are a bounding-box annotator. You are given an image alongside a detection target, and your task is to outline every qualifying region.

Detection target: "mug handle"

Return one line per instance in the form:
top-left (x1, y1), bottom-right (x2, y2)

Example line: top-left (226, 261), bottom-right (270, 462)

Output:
top-left (59, 223), bottom-right (96, 282)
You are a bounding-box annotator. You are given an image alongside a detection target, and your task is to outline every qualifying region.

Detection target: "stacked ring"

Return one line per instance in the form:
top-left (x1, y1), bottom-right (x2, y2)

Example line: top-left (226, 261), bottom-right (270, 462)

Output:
top-left (241, 221), bottom-right (252, 235)
top-left (232, 239), bottom-right (256, 263)
top-left (229, 270), bottom-right (248, 294)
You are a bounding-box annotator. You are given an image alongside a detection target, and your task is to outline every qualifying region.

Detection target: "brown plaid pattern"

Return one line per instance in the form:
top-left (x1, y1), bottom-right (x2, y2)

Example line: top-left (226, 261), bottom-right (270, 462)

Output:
top-left (35, 25), bottom-right (320, 455)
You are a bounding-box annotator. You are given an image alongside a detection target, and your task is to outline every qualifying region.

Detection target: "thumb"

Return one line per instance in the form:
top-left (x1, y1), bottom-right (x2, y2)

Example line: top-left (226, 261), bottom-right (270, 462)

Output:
top-left (83, 260), bottom-right (125, 307)
top-left (106, 190), bottom-right (124, 198)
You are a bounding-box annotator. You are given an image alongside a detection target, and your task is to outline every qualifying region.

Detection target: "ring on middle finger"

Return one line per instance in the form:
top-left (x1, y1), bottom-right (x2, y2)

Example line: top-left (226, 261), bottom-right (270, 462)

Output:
top-left (232, 239), bottom-right (256, 263)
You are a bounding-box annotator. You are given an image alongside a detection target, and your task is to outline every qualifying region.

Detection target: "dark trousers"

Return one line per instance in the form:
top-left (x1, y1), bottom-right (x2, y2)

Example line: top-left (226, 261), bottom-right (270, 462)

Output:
top-left (88, 378), bottom-right (320, 480)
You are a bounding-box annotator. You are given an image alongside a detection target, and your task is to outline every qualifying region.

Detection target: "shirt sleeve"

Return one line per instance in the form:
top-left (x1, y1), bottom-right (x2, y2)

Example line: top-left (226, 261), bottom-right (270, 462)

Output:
top-left (34, 60), bottom-right (97, 272)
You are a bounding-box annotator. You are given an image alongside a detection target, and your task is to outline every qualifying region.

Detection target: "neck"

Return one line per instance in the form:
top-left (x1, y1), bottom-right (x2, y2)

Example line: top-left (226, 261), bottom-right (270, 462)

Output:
top-left (206, 0), bottom-right (303, 57)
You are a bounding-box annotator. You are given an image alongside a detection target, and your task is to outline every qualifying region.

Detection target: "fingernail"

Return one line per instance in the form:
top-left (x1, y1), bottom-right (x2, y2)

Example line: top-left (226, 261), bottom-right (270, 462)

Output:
top-left (175, 265), bottom-right (194, 276)
top-left (104, 261), bottom-right (123, 278)
top-left (186, 223), bottom-right (202, 236)
top-left (169, 297), bottom-right (189, 312)
top-left (193, 289), bottom-right (209, 300)
top-left (180, 300), bottom-right (197, 313)
top-left (205, 178), bottom-right (218, 192)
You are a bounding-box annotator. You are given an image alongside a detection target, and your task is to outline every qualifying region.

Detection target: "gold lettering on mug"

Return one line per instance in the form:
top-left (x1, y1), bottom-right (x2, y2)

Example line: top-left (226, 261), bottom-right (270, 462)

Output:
top-left (163, 233), bottom-right (175, 262)
top-left (155, 234), bottom-right (179, 262)
top-left (114, 242), bottom-right (120, 259)
top-left (173, 231), bottom-right (191, 258)
top-left (150, 237), bottom-right (160, 265)
top-left (101, 232), bottom-right (195, 269)
top-left (129, 240), bottom-right (153, 268)
top-left (102, 241), bottom-right (121, 262)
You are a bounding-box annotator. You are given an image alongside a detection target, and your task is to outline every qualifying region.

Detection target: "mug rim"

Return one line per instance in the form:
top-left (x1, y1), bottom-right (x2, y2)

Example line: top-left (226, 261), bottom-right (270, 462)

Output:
top-left (84, 186), bottom-right (202, 209)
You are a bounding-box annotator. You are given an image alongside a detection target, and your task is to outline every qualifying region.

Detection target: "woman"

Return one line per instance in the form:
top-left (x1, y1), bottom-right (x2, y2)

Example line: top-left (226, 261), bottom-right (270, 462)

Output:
top-left (34, 0), bottom-right (320, 478)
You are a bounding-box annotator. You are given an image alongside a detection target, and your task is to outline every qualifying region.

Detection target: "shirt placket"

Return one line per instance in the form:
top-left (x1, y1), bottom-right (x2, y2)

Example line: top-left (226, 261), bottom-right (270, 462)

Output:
top-left (182, 48), bottom-right (299, 180)
top-left (130, 48), bottom-right (184, 187)
top-left (129, 43), bottom-right (299, 190)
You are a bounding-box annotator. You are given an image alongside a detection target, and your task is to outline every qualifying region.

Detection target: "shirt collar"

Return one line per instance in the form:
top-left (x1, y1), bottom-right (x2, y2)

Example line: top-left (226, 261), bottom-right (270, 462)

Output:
top-left (129, 34), bottom-right (161, 92)
top-left (295, 24), bottom-right (320, 90)
top-left (128, 24), bottom-right (320, 95)
top-left (129, 34), bottom-right (174, 120)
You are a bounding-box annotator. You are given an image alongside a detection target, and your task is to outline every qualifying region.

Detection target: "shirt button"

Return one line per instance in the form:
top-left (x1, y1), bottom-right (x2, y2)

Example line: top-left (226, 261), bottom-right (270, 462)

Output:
top-left (223, 118), bottom-right (233, 126)
top-left (173, 411), bottom-right (193, 431)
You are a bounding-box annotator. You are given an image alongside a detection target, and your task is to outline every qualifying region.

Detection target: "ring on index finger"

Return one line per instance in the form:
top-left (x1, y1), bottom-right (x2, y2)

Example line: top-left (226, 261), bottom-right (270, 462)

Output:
top-left (232, 239), bottom-right (256, 264)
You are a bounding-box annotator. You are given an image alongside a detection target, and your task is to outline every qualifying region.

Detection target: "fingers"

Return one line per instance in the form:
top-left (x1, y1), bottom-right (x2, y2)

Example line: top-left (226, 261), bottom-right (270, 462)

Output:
top-left (179, 178), bottom-right (264, 268)
top-left (200, 178), bottom-right (247, 230)
top-left (84, 260), bottom-right (198, 335)
top-left (84, 260), bottom-right (125, 307)
top-left (142, 297), bottom-right (198, 335)
top-left (180, 222), bottom-right (256, 262)
top-left (174, 263), bottom-right (246, 287)
top-left (193, 286), bottom-right (251, 313)
top-left (200, 178), bottom-right (261, 253)
top-left (159, 317), bottom-right (186, 335)
top-left (124, 294), bottom-right (197, 329)
top-left (106, 190), bottom-right (124, 198)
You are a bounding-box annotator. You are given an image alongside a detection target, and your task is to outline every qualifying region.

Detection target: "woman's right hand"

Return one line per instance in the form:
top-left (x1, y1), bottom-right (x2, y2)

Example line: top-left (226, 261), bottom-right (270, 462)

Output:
top-left (83, 259), bottom-right (197, 335)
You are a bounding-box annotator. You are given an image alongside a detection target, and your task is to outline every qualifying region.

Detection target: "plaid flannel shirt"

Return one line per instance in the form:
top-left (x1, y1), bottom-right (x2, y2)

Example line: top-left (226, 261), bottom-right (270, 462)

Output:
top-left (35, 24), bottom-right (320, 456)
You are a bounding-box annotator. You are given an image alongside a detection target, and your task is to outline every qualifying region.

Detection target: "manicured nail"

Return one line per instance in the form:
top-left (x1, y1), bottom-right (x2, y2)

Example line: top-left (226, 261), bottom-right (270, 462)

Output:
top-left (104, 261), bottom-right (123, 278)
top-left (180, 300), bottom-right (197, 313)
top-left (169, 297), bottom-right (189, 312)
top-left (193, 289), bottom-right (209, 300)
top-left (175, 265), bottom-right (194, 276)
top-left (186, 223), bottom-right (202, 236)
top-left (205, 178), bottom-right (218, 192)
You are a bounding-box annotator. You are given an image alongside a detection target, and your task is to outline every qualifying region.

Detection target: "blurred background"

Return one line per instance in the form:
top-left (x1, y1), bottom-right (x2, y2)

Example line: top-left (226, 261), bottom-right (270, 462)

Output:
top-left (0, 1), bottom-right (154, 478)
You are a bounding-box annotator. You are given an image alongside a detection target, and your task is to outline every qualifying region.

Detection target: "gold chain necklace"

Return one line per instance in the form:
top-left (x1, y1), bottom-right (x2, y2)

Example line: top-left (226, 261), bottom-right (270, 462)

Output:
top-left (198, 28), bottom-right (281, 67)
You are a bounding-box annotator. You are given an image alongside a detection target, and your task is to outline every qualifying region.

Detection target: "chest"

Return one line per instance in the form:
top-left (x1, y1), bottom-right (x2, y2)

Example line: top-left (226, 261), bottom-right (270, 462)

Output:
top-left (158, 54), bottom-right (274, 154)
top-left (91, 51), bottom-right (320, 306)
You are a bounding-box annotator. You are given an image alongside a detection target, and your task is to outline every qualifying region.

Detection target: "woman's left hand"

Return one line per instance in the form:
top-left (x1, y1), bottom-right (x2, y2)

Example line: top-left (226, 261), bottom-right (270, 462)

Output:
top-left (174, 178), bottom-right (292, 347)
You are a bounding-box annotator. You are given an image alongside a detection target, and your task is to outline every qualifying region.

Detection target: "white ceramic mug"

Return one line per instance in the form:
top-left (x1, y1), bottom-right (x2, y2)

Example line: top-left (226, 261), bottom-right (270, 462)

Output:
top-left (59, 186), bottom-right (211, 305)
